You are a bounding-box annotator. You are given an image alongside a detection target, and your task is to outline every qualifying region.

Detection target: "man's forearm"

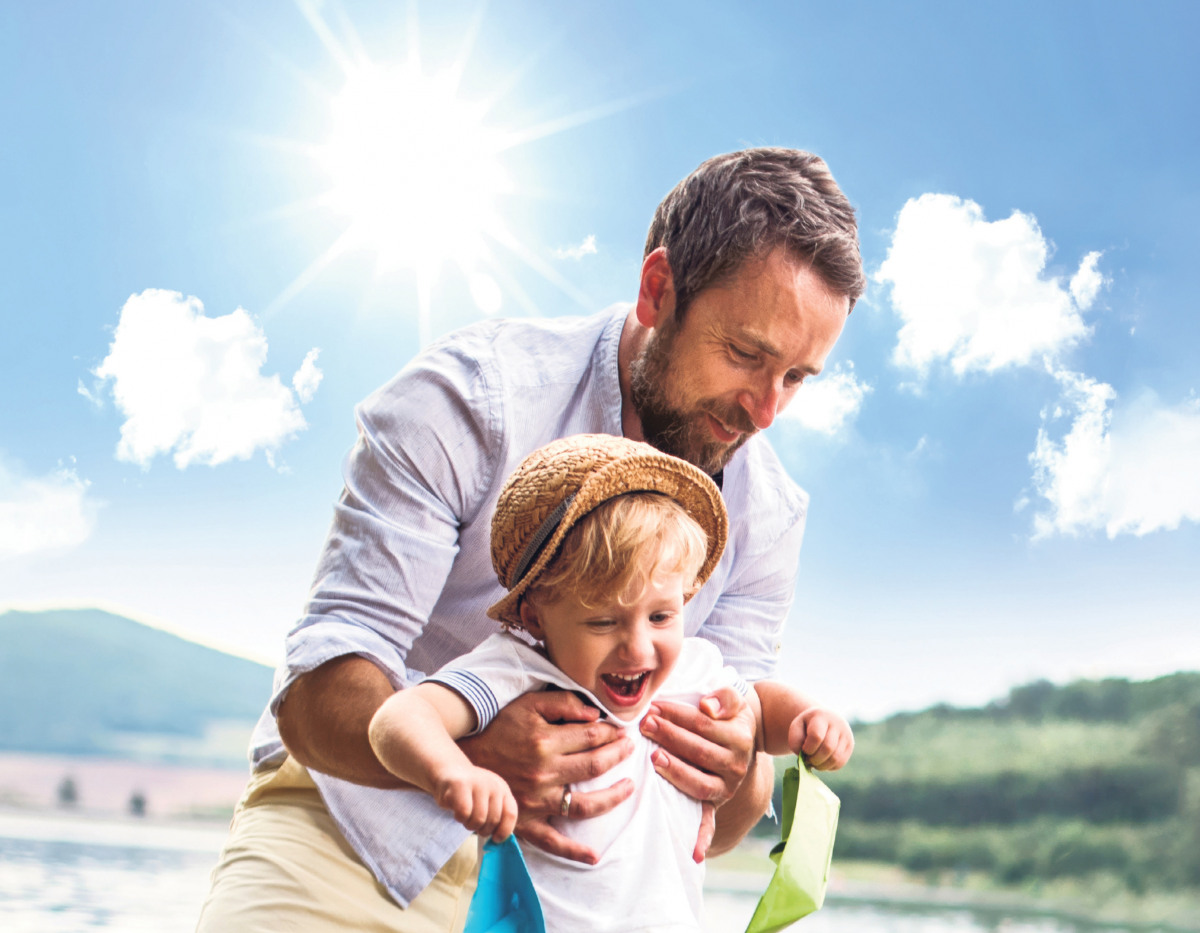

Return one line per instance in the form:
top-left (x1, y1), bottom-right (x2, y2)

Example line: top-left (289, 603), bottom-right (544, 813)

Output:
top-left (276, 655), bottom-right (402, 787)
top-left (708, 750), bottom-right (774, 855)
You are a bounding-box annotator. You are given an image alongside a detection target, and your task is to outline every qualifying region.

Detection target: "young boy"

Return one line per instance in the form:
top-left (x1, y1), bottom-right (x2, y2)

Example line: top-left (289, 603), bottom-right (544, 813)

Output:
top-left (369, 434), bottom-right (853, 932)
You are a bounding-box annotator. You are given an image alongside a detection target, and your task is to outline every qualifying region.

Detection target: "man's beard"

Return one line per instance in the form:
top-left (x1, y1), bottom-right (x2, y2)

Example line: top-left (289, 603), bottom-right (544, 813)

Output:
top-left (628, 326), bottom-right (756, 476)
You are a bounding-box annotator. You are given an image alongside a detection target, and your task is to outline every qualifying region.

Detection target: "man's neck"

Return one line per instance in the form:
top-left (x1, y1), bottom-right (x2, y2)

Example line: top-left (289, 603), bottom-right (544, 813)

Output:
top-left (617, 306), bottom-right (649, 442)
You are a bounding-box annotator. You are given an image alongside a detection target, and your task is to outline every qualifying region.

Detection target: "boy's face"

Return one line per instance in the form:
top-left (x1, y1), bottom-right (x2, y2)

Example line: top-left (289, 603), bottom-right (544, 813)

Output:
top-left (519, 561), bottom-right (687, 721)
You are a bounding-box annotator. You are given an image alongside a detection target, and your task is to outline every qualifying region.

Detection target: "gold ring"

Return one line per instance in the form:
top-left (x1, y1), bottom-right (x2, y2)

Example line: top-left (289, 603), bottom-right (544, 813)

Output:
top-left (560, 787), bottom-right (572, 818)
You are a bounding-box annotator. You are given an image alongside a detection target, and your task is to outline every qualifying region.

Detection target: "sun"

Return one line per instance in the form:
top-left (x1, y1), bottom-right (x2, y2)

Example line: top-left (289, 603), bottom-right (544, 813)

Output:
top-left (261, 4), bottom-right (622, 339)
top-left (317, 62), bottom-right (510, 284)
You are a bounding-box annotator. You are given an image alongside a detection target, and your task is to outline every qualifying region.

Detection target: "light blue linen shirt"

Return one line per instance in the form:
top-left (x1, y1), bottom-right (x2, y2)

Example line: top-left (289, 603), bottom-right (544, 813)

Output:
top-left (248, 305), bottom-right (810, 906)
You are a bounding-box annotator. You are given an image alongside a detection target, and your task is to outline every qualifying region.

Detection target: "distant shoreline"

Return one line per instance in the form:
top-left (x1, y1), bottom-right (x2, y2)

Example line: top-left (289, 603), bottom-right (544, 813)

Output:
top-left (2, 802), bottom-right (1197, 932)
top-left (0, 751), bottom-right (248, 821)
top-left (706, 849), bottom-right (1200, 932)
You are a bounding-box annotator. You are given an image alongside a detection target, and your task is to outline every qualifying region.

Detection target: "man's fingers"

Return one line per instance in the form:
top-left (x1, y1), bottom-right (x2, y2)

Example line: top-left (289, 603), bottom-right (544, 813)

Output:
top-left (642, 698), bottom-right (755, 806)
top-left (519, 719), bottom-right (629, 767)
top-left (564, 778), bottom-right (634, 819)
top-left (516, 819), bottom-right (599, 865)
top-left (649, 699), bottom-right (747, 743)
top-left (651, 747), bottom-right (726, 803)
top-left (524, 689), bottom-right (605, 725)
top-left (506, 734), bottom-right (634, 814)
top-left (644, 713), bottom-right (746, 781)
top-left (692, 801), bottom-right (716, 864)
top-left (555, 734), bottom-right (635, 785)
top-left (698, 686), bottom-right (743, 721)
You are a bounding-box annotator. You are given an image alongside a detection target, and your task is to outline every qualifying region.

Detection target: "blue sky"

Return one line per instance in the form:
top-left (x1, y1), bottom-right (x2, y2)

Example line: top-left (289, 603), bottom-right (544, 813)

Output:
top-left (2, 0), bottom-right (1197, 720)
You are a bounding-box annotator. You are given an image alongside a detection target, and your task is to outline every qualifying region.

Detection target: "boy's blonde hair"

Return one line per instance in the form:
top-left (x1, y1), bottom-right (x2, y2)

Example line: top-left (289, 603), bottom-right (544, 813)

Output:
top-left (524, 492), bottom-right (709, 618)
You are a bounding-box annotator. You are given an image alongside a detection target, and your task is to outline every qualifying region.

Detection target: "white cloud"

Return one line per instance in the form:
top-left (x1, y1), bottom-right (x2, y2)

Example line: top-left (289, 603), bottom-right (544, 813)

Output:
top-left (0, 460), bottom-right (97, 560)
top-left (875, 194), bottom-right (1096, 376)
top-left (76, 379), bottom-right (102, 407)
top-left (292, 349), bottom-right (323, 403)
top-left (779, 362), bottom-right (872, 435)
top-left (94, 289), bottom-right (320, 469)
top-left (1029, 372), bottom-right (1200, 538)
top-left (553, 234), bottom-right (597, 260)
top-left (1069, 250), bottom-right (1107, 309)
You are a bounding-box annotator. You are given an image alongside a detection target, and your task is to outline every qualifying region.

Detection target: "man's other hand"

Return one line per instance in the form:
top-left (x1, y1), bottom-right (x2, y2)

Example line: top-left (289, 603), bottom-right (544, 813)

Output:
top-left (459, 690), bottom-right (634, 864)
top-left (642, 686), bottom-right (756, 806)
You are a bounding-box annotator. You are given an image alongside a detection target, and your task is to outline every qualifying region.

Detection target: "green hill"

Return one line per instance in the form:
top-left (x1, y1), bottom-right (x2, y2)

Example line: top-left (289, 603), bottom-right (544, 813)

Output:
top-left (0, 608), bottom-right (274, 764)
top-left (805, 672), bottom-right (1200, 897)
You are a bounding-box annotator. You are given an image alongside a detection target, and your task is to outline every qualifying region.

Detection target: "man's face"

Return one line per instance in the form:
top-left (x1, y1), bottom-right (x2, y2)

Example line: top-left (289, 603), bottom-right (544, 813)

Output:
top-left (630, 249), bottom-right (850, 474)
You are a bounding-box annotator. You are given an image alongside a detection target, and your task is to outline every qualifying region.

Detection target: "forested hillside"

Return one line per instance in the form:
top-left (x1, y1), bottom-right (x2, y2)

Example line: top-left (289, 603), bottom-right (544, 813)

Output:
top-left (807, 673), bottom-right (1200, 894)
top-left (0, 608), bottom-right (274, 764)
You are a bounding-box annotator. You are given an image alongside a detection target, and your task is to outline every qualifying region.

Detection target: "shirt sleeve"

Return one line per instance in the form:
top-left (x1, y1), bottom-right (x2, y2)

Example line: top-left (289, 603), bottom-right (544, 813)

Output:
top-left (424, 634), bottom-right (569, 735)
top-left (270, 339), bottom-right (503, 714)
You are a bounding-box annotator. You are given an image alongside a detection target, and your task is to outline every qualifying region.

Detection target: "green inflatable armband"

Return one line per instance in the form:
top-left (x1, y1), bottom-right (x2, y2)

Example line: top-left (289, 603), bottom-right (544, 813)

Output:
top-left (744, 760), bottom-right (841, 933)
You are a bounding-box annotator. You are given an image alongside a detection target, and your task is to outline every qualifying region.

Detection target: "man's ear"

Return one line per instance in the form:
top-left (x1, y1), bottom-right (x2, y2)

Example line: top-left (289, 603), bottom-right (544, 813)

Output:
top-left (519, 600), bottom-right (545, 640)
top-left (634, 246), bottom-right (675, 328)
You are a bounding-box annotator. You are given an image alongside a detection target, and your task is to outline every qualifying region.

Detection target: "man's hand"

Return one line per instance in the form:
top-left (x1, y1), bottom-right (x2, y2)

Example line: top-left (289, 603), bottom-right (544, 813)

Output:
top-left (788, 707), bottom-right (854, 771)
top-left (642, 686), bottom-right (756, 806)
top-left (459, 690), bottom-right (634, 864)
top-left (640, 685), bottom-right (764, 860)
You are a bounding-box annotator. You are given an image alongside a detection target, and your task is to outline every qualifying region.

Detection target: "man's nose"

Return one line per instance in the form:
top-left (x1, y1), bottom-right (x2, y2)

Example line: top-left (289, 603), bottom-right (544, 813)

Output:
top-left (739, 382), bottom-right (782, 431)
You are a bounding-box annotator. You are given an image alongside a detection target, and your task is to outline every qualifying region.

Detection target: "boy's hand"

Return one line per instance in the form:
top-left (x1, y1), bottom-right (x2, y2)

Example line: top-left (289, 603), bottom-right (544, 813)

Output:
top-left (435, 765), bottom-right (519, 843)
top-left (788, 707), bottom-right (854, 771)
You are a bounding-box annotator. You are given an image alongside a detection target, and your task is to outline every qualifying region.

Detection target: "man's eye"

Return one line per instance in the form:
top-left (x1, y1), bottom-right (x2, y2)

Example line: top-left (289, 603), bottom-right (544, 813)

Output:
top-left (784, 370), bottom-right (806, 387)
top-left (729, 344), bottom-right (757, 362)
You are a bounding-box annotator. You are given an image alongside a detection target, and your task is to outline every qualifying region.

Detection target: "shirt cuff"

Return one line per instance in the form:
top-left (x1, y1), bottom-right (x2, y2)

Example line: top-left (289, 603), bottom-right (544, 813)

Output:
top-left (270, 617), bottom-right (413, 716)
top-left (424, 670), bottom-right (500, 736)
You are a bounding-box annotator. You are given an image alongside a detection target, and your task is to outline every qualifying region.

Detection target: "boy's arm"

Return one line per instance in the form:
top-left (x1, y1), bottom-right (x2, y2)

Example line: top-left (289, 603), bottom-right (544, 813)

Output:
top-left (369, 683), bottom-right (518, 842)
top-left (750, 681), bottom-right (855, 770)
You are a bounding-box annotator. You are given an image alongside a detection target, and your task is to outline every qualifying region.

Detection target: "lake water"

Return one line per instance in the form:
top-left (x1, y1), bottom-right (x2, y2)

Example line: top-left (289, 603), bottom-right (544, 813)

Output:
top-left (0, 812), bottom-right (1137, 933)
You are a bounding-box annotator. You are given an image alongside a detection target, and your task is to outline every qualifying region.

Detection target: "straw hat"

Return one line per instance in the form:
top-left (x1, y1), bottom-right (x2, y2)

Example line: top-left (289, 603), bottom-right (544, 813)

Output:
top-left (487, 434), bottom-right (728, 627)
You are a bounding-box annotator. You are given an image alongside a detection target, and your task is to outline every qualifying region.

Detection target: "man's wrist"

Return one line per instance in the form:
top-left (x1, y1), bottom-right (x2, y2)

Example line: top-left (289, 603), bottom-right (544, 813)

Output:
top-left (708, 751), bottom-right (773, 855)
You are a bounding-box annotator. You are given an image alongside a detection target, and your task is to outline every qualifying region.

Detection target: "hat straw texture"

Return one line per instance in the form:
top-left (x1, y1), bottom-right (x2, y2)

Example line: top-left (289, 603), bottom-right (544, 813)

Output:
top-left (487, 434), bottom-right (727, 627)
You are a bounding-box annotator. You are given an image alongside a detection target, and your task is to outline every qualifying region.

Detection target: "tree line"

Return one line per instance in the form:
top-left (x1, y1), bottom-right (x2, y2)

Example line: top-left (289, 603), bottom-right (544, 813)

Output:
top-left (760, 672), bottom-right (1200, 895)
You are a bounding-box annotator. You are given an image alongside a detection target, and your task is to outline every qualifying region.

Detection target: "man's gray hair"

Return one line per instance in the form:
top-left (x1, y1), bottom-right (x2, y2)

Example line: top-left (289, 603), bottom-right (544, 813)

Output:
top-left (644, 147), bottom-right (866, 317)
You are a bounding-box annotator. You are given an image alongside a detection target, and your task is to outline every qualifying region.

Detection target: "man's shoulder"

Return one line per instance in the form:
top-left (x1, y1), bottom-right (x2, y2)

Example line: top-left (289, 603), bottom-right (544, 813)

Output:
top-left (426, 305), bottom-right (626, 382)
top-left (358, 305), bottom-right (625, 422)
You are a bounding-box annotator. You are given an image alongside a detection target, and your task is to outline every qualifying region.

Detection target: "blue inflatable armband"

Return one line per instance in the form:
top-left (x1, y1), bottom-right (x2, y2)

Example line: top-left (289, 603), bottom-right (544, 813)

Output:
top-left (463, 837), bottom-right (546, 933)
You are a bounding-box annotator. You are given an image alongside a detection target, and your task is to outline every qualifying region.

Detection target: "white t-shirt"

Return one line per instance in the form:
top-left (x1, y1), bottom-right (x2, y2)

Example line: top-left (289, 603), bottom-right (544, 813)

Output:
top-left (428, 632), bottom-right (748, 933)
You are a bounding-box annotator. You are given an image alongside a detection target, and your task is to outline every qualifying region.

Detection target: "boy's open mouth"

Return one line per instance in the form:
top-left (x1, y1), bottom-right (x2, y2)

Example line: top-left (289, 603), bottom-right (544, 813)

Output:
top-left (600, 671), bottom-right (650, 703)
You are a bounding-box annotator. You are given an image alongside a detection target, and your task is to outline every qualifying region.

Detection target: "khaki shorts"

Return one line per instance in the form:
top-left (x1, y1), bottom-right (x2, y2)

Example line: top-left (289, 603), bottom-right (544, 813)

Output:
top-left (196, 756), bottom-right (479, 933)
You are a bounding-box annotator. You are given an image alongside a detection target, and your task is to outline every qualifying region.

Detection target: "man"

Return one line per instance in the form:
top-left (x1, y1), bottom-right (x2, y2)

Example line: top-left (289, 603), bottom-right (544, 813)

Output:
top-left (197, 147), bottom-right (865, 932)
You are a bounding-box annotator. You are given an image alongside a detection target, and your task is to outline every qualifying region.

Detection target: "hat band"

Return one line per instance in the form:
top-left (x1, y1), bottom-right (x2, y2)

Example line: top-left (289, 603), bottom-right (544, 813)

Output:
top-left (510, 493), bottom-right (576, 587)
